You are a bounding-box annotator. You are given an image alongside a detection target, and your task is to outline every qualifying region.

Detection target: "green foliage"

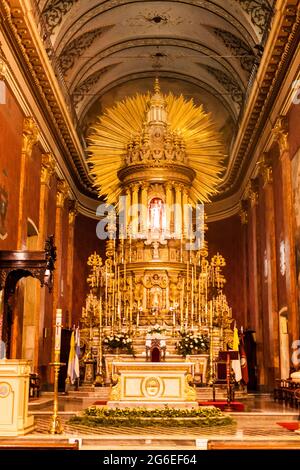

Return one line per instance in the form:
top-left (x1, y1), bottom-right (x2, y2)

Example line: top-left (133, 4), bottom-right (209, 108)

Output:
top-left (176, 331), bottom-right (209, 356)
top-left (68, 405), bottom-right (233, 428)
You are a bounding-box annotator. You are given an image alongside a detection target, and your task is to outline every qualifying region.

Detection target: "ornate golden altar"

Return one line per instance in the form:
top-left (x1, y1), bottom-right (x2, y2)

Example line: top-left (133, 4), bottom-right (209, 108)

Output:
top-left (107, 361), bottom-right (197, 408)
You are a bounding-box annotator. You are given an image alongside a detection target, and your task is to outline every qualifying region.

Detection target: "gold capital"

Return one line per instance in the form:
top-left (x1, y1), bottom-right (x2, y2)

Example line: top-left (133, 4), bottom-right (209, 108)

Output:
top-left (41, 153), bottom-right (56, 186)
top-left (257, 153), bottom-right (272, 187)
top-left (22, 117), bottom-right (39, 156)
top-left (165, 182), bottom-right (173, 191)
top-left (131, 183), bottom-right (140, 193)
top-left (245, 179), bottom-right (259, 207)
top-left (239, 201), bottom-right (248, 225)
top-left (141, 182), bottom-right (149, 191)
top-left (68, 200), bottom-right (78, 225)
top-left (272, 115), bottom-right (289, 154)
top-left (56, 179), bottom-right (69, 208)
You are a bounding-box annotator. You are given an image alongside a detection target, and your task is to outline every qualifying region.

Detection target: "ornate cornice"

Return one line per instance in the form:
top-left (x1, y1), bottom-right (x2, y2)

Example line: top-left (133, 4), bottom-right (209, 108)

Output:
top-left (22, 117), bottom-right (39, 156)
top-left (217, 2), bottom-right (300, 199)
top-left (41, 153), bottom-right (56, 186)
top-left (272, 115), bottom-right (289, 154)
top-left (59, 25), bottom-right (114, 75)
top-left (42, 0), bottom-right (79, 35)
top-left (212, 27), bottom-right (255, 73)
top-left (72, 64), bottom-right (120, 107)
top-left (0, 44), bottom-right (8, 80)
top-left (0, 0), bottom-right (94, 197)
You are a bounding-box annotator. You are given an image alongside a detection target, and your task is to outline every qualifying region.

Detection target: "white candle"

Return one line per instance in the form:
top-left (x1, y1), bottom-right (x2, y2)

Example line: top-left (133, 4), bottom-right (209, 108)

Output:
top-left (55, 308), bottom-right (62, 352)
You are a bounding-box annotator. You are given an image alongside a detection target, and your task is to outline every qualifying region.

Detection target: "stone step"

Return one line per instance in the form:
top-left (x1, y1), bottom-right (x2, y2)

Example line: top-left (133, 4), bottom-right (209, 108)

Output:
top-left (67, 389), bottom-right (110, 399)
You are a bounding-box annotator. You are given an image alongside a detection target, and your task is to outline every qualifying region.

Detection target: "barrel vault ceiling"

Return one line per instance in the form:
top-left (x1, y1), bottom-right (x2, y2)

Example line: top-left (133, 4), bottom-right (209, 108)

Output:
top-left (33, 0), bottom-right (275, 206)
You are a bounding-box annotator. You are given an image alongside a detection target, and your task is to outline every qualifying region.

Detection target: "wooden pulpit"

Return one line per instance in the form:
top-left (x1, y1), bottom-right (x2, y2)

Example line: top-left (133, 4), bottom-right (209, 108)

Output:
top-left (219, 350), bottom-right (239, 410)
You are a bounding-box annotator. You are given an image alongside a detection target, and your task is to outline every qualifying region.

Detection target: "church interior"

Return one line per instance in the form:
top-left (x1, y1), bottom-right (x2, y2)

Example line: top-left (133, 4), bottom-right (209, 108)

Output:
top-left (1, 0), bottom-right (300, 451)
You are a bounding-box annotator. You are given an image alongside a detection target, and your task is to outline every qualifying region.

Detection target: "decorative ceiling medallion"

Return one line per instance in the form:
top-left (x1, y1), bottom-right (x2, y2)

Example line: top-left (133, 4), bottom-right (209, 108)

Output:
top-left (150, 49), bottom-right (168, 69)
top-left (203, 65), bottom-right (244, 108)
top-left (59, 25), bottom-right (114, 75)
top-left (42, 0), bottom-right (79, 35)
top-left (125, 9), bottom-right (186, 28)
top-left (72, 64), bottom-right (120, 107)
top-left (212, 28), bottom-right (255, 73)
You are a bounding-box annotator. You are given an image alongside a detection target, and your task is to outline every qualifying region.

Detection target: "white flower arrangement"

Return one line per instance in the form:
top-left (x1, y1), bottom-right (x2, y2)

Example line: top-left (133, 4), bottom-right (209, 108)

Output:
top-left (103, 332), bottom-right (134, 354)
top-left (176, 331), bottom-right (209, 356)
top-left (146, 324), bottom-right (166, 335)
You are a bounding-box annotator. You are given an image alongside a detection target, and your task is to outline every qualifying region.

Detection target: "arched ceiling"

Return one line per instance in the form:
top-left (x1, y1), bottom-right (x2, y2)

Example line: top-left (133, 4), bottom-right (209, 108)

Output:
top-left (36, 0), bottom-right (274, 200)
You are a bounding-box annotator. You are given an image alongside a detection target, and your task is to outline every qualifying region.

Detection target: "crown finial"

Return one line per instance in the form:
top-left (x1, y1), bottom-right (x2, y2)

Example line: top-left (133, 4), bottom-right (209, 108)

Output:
top-left (154, 78), bottom-right (161, 94)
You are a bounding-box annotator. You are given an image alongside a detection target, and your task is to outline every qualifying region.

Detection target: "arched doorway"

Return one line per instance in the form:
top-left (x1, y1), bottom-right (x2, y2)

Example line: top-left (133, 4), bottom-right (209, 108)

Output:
top-left (0, 234), bottom-right (56, 364)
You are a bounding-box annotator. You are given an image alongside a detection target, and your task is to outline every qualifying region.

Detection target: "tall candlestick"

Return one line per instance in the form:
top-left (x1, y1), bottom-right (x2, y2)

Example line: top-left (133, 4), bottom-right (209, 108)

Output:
top-left (191, 265), bottom-right (194, 328)
top-left (180, 279), bottom-right (184, 327)
top-left (54, 309), bottom-right (62, 353)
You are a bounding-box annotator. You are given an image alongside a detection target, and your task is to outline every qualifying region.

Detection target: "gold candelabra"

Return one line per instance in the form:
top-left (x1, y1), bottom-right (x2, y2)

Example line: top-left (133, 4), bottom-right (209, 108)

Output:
top-left (49, 310), bottom-right (65, 434)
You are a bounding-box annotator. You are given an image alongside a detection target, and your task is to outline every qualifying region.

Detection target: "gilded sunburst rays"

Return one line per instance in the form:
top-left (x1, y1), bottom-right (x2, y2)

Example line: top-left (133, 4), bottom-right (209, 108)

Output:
top-left (88, 92), bottom-right (225, 205)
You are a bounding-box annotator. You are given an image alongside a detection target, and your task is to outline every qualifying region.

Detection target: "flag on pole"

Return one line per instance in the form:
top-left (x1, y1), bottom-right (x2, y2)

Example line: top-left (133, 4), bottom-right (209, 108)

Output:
top-left (232, 323), bottom-right (242, 382)
top-left (240, 330), bottom-right (249, 384)
top-left (74, 327), bottom-right (80, 381)
top-left (67, 328), bottom-right (80, 384)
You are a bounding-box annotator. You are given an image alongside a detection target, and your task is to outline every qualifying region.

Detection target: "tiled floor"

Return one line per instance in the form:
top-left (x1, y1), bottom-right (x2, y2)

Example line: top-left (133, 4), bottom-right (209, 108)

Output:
top-left (23, 394), bottom-right (300, 447)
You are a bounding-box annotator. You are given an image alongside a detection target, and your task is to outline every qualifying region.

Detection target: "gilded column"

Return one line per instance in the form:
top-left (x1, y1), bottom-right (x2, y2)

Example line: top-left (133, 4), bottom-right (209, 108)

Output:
top-left (174, 184), bottom-right (182, 239)
top-left (273, 116), bottom-right (299, 344)
top-left (131, 184), bottom-right (139, 237)
top-left (241, 194), bottom-right (264, 386)
top-left (165, 182), bottom-right (173, 235)
top-left (35, 153), bottom-right (56, 371)
top-left (126, 187), bottom-right (131, 236)
top-left (141, 183), bottom-right (149, 234)
top-left (17, 117), bottom-right (39, 249)
top-left (38, 153), bottom-right (56, 248)
top-left (66, 200), bottom-right (78, 328)
top-left (182, 187), bottom-right (189, 238)
top-left (259, 157), bottom-right (279, 382)
top-left (52, 179), bottom-right (69, 328)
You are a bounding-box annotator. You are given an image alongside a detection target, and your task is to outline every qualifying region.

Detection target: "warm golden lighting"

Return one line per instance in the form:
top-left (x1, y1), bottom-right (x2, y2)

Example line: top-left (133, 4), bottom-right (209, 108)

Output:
top-left (88, 80), bottom-right (225, 204)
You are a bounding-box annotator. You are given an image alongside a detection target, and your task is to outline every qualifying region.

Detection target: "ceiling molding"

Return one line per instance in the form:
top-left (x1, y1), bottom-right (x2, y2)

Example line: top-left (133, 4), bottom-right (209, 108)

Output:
top-left (59, 25), bottom-right (114, 75)
top-left (53, 0), bottom-right (258, 52)
top-left (72, 63), bottom-right (121, 107)
top-left (42, 0), bottom-right (79, 35)
top-left (214, 0), bottom-right (300, 198)
top-left (77, 69), bottom-right (238, 125)
top-left (200, 64), bottom-right (244, 110)
top-left (211, 27), bottom-right (256, 74)
top-left (69, 36), bottom-right (246, 93)
top-left (235, 0), bottom-right (274, 37)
